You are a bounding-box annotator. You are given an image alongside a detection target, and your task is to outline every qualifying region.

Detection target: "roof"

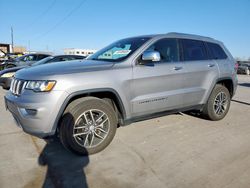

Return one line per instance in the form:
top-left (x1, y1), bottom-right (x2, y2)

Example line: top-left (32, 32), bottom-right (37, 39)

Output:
top-left (166, 32), bottom-right (216, 42)
top-left (130, 32), bottom-right (220, 43)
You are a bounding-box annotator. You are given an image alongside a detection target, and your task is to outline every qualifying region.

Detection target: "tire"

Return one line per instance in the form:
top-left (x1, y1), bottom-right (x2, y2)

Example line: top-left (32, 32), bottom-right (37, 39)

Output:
top-left (202, 84), bottom-right (231, 121)
top-left (59, 97), bottom-right (118, 155)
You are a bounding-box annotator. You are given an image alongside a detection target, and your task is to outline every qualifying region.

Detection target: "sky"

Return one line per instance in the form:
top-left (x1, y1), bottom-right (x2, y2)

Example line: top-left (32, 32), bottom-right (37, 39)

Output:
top-left (0, 0), bottom-right (249, 59)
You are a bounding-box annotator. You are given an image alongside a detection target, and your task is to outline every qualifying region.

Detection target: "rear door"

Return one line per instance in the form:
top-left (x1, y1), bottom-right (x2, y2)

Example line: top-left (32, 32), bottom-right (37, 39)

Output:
top-left (179, 39), bottom-right (219, 107)
top-left (131, 38), bottom-right (185, 117)
top-left (206, 42), bottom-right (232, 77)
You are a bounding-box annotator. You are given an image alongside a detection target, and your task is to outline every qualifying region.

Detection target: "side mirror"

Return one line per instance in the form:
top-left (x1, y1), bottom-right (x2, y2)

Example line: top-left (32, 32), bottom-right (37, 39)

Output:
top-left (142, 51), bottom-right (161, 62)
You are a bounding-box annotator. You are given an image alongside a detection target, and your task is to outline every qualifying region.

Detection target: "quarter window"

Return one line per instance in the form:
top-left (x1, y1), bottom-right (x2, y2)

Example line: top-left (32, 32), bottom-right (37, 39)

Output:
top-left (206, 42), bottom-right (227, 60)
top-left (181, 39), bottom-right (208, 61)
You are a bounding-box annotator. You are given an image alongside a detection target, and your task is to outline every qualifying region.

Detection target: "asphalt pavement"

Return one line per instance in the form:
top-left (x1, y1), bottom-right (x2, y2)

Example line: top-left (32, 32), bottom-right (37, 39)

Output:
top-left (0, 75), bottom-right (250, 188)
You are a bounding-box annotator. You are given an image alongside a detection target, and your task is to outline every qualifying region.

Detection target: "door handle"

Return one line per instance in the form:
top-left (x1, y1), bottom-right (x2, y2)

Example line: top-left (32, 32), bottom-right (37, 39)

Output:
top-left (173, 66), bottom-right (183, 71)
top-left (208, 64), bottom-right (215, 67)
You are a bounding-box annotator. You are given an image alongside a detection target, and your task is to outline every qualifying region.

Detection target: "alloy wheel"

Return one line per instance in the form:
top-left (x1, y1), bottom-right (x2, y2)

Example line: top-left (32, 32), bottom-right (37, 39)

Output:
top-left (73, 109), bottom-right (110, 148)
top-left (213, 92), bottom-right (228, 116)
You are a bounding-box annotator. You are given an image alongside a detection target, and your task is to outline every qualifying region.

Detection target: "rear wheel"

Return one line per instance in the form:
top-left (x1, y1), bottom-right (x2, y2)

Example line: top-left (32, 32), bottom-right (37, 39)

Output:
top-left (202, 84), bottom-right (231, 121)
top-left (59, 97), bottom-right (118, 155)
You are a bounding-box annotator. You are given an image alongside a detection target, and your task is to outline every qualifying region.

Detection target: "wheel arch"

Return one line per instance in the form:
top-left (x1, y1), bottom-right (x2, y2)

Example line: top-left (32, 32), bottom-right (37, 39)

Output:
top-left (203, 77), bottom-right (235, 109)
top-left (216, 77), bottom-right (234, 98)
top-left (52, 88), bottom-right (126, 135)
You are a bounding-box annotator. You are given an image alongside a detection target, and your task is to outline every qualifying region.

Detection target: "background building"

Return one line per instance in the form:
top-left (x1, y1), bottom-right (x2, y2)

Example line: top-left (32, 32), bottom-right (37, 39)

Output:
top-left (0, 43), bottom-right (26, 54)
top-left (0, 43), bottom-right (11, 54)
top-left (64, 48), bottom-right (96, 56)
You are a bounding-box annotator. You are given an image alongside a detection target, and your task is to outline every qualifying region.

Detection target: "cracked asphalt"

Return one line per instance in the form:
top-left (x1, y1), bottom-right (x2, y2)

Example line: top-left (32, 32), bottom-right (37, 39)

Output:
top-left (0, 75), bottom-right (250, 188)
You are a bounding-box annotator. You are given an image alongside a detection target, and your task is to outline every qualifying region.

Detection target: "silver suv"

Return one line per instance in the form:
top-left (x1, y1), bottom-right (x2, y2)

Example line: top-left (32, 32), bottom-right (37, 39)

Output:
top-left (5, 33), bottom-right (238, 155)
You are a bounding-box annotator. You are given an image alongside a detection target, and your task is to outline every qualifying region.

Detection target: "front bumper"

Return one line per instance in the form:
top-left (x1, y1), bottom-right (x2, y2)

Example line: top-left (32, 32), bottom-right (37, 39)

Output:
top-left (0, 77), bottom-right (12, 89)
top-left (5, 90), bottom-right (68, 138)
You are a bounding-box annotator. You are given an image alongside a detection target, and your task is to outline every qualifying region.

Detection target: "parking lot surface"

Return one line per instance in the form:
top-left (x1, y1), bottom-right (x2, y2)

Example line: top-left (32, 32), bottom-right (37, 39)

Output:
top-left (0, 75), bottom-right (250, 188)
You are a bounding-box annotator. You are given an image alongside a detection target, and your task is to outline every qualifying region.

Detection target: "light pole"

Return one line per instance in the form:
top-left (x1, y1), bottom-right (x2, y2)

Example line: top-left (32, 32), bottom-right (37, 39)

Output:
top-left (11, 26), bottom-right (14, 53)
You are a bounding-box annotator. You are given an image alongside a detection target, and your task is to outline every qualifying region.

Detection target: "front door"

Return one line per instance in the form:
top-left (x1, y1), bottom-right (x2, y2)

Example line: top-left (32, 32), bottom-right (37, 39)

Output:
top-left (131, 38), bottom-right (185, 117)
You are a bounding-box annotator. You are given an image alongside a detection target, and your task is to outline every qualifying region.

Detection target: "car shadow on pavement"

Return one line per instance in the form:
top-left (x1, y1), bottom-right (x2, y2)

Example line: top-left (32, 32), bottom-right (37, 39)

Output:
top-left (38, 139), bottom-right (89, 188)
top-left (232, 99), bottom-right (250, 106)
top-left (238, 83), bottom-right (250, 88)
top-left (183, 111), bottom-right (204, 119)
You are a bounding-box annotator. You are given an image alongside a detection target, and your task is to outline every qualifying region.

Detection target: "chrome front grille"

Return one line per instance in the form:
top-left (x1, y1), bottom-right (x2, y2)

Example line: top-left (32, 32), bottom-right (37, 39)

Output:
top-left (10, 78), bottom-right (26, 96)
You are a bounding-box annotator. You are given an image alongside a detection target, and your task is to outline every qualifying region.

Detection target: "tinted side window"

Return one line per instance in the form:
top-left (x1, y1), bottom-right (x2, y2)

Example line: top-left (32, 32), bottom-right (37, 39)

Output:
top-left (181, 39), bottom-right (208, 61)
top-left (73, 56), bottom-right (85, 60)
top-left (37, 55), bottom-right (49, 60)
top-left (61, 57), bottom-right (75, 61)
top-left (206, 42), bottom-right (227, 60)
top-left (67, 56), bottom-right (84, 61)
top-left (48, 57), bottom-right (74, 63)
top-left (48, 57), bottom-right (61, 63)
top-left (147, 38), bottom-right (179, 62)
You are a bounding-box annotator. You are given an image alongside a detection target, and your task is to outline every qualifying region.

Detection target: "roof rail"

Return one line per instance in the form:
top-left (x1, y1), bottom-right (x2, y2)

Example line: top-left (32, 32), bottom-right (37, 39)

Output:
top-left (167, 32), bottom-right (214, 40)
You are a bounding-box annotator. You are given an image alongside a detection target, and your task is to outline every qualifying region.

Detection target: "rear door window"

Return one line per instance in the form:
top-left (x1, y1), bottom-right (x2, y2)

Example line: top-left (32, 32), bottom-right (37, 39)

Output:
top-left (206, 42), bottom-right (227, 60)
top-left (181, 39), bottom-right (208, 61)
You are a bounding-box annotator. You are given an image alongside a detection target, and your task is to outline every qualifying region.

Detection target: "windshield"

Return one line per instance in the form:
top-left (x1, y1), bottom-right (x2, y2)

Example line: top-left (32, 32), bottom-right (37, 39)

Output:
top-left (32, 56), bottom-right (54, 66)
top-left (88, 37), bottom-right (151, 62)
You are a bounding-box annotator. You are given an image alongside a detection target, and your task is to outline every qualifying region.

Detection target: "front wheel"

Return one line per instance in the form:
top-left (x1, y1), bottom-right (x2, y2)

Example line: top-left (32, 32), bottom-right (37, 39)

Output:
top-left (202, 84), bottom-right (231, 121)
top-left (59, 97), bottom-right (118, 155)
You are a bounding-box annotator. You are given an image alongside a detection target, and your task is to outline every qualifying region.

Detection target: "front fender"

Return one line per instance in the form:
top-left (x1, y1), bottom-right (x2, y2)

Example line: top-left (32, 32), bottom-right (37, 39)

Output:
top-left (51, 88), bottom-right (127, 134)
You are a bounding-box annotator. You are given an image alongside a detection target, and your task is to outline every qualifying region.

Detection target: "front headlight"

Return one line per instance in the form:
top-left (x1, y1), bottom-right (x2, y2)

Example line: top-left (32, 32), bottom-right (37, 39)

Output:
top-left (25, 80), bottom-right (56, 92)
top-left (1, 72), bottom-right (15, 78)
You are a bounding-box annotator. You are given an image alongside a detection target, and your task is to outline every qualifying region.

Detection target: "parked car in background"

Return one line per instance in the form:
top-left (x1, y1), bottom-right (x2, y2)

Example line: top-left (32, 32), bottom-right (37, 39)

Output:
top-left (0, 50), bottom-right (24, 70)
top-left (0, 55), bottom-right (85, 89)
top-left (237, 62), bottom-right (250, 75)
top-left (1, 53), bottom-right (51, 69)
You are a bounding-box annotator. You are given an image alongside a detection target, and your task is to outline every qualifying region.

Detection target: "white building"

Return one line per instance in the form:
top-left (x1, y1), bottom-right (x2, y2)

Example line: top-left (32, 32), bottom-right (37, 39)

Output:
top-left (64, 48), bottom-right (97, 57)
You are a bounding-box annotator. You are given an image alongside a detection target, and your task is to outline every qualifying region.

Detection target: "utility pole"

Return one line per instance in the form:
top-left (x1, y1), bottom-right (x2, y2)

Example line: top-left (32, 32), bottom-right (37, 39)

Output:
top-left (11, 26), bottom-right (14, 53)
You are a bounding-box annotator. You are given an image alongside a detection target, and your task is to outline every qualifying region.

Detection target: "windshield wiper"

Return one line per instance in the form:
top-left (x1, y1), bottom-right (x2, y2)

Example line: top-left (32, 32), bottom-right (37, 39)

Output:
top-left (90, 58), bottom-right (116, 62)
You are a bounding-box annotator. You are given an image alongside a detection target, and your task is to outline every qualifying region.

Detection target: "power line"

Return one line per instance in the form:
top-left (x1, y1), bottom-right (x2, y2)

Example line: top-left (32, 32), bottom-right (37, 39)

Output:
top-left (28, 0), bottom-right (57, 28)
top-left (33, 0), bottom-right (87, 40)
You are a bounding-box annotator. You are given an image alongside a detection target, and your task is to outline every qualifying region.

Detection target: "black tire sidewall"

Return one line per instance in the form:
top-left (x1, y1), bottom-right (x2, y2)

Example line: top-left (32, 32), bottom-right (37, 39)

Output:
top-left (206, 85), bottom-right (231, 121)
top-left (60, 98), bottom-right (117, 155)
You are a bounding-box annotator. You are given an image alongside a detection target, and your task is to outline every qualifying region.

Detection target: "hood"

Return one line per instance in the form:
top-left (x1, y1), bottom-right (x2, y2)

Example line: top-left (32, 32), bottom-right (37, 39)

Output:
top-left (15, 60), bottom-right (114, 79)
top-left (0, 66), bottom-right (27, 75)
